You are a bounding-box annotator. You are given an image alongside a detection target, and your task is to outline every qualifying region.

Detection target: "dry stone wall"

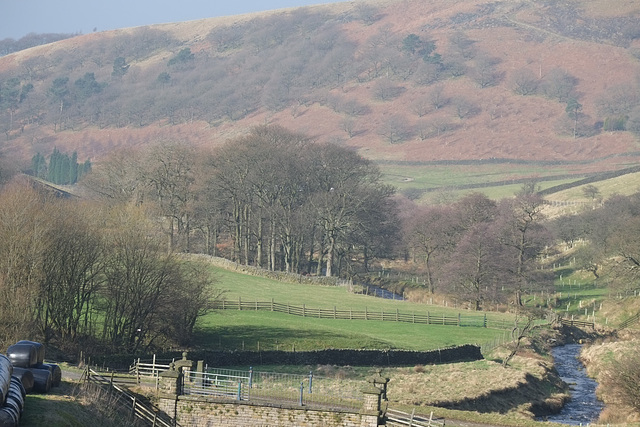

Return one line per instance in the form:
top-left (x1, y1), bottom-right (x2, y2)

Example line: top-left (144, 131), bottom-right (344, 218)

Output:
top-left (191, 345), bottom-right (482, 367)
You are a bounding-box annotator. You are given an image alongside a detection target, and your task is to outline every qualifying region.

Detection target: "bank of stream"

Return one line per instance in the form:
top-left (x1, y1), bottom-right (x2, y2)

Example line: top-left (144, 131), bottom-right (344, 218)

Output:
top-left (539, 343), bottom-right (603, 425)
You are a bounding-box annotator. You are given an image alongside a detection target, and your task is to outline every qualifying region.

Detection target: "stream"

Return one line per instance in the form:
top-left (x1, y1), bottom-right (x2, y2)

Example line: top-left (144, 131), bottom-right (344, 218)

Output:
top-left (540, 343), bottom-right (604, 425)
top-left (363, 284), bottom-right (405, 300)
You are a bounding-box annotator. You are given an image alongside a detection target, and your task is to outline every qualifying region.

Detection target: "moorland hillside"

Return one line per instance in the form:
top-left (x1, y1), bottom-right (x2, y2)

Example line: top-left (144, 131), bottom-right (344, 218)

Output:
top-left (1, 0), bottom-right (640, 177)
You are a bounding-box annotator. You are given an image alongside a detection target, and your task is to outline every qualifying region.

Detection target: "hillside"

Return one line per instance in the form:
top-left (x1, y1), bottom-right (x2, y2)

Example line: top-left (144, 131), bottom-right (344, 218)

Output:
top-left (1, 0), bottom-right (640, 185)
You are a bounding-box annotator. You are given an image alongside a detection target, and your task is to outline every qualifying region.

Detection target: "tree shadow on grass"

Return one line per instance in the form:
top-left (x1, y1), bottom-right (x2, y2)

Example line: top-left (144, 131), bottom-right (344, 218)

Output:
top-left (436, 372), bottom-right (567, 415)
top-left (192, 325), bottom-right (392, 352)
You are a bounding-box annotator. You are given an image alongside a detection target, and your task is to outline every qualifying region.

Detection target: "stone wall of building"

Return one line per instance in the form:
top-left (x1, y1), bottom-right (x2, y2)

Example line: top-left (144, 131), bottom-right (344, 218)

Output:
top-left (158, 395), bottom-right (381, 427)
top-left (156, 352), bottom-right (387, 427)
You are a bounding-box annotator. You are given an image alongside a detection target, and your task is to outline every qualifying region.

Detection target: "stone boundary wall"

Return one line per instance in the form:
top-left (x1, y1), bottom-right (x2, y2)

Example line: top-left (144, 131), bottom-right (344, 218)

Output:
top-left (190, 344), bottom-right (482, 367)
top-left (158, 395), bottom-right (379, 427)
top-left (97, 344), bottom-right (482, 369)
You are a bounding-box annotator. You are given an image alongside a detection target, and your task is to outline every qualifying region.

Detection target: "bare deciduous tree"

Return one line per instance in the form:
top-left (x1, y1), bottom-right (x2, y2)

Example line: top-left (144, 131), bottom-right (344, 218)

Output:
top-left (510, 68), bottom-right (539, 95)
top-left (540, 67), bottom-right (578, 102)
top-left (378, 115), bottom-right (412, 144)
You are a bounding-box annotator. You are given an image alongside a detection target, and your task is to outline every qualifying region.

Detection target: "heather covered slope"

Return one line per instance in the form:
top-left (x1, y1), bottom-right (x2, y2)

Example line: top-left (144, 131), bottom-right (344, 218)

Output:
top-left (1, 0), bottom-right (639, 177)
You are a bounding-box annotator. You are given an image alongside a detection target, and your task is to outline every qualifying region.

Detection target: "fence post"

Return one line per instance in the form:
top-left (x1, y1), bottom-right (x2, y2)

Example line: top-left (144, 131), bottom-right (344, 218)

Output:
top-left (309, 371), bottom-right (313, 394)
top-left (132, 396), bottom-right (137, 419)
top-left (396, 308), bottom-right (399, 322)
top-left (238, 297), bottom-right (242, 311)
top-left (152, 354), bottom-right (156, 377)
top-left (136, 358), bottom-right (140, 384)
top-left (458, 313), bottom-right (461, 327)
top-left (249, 367), bottom-right (253, 389)
top-left (237, 381), bottom-right (242, 401)
top-left (303, 304), bottom-right (306, 317)
top-left (299, 381), bottom-right (304, 406)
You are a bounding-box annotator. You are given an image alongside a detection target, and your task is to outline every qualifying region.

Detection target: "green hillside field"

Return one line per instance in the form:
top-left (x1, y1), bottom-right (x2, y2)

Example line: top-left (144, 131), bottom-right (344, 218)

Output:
top-left (192, 265), bottom-right (518, 352)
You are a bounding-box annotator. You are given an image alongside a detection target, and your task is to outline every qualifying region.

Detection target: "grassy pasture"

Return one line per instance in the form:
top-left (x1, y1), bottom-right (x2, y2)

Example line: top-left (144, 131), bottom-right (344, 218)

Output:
top-left (545, 170), bottom-right (640, 202)
top-left (378, 162), bottom-right (591, 201)
top-left (552, 267), bottom-right (612, 322)
top-left (194, 265), bottom-right (515, 352)
top-left (378, 163), bottom-right (582, 189)
top-left (380, 162), bottom-right (640, 205)
top-left (419, 179), bottom-right (577, 202)
top-left (194, 310), bottom-right (508, 351)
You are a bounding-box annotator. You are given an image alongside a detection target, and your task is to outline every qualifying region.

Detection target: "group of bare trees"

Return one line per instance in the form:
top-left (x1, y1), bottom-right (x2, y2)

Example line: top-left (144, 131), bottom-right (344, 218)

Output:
top-left (84, 125), bottom-right (399, 277)
top-left (0, 179), bottom-right (217, 354)
top-left (403, 191), bottom-right (554, 310)
top-left (553, 191), bottom-right (640, 297)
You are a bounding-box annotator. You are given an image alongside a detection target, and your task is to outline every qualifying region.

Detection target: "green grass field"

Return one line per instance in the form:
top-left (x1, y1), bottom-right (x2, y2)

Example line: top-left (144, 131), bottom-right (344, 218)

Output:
top-left (545, 171), bottom-right (640, 202)
top-left (378, 163), bottom-right (582, 190)
top-left (194, 266), bottom-right (516, 352)
top-left (378, 163), bottom-right (640, 203)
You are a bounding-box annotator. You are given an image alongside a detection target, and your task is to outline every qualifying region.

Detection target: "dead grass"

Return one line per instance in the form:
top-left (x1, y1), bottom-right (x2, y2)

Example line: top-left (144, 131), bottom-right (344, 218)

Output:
top-left (386, 349), bottom-right (557, 415)
top-left (581, 335), bottom-right (640, 423)
top-left (20, 379), bottom-right (131, 427)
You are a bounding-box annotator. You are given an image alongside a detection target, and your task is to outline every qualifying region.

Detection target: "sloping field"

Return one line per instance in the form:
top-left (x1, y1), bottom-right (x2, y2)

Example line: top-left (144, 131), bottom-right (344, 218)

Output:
top-left (193, 265), bottom-right (517, 352)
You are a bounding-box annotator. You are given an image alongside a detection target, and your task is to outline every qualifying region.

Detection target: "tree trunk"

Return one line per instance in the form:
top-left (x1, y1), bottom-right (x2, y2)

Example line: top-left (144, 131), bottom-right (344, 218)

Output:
top-left (424, 252), bottom-right (435, 294)
top-left (326, 235), bottom-right (336, 277)
top-left (256, 215), bottom-right (263, 268)
top-left (243, 205), bottom-right (250, 265)
top-left (269, 225), bottom-right (277, 271)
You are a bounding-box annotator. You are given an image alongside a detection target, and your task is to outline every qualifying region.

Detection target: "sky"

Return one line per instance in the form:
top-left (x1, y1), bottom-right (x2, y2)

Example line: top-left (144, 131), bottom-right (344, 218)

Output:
top-left (1, 0), bottom-right (350, 40)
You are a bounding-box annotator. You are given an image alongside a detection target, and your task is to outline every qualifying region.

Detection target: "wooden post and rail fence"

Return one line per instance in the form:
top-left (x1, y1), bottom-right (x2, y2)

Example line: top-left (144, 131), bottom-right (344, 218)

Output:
top-left (83, 367), bottom-right (176, 427)
top-left (213, 298), bottom-right (519, 329)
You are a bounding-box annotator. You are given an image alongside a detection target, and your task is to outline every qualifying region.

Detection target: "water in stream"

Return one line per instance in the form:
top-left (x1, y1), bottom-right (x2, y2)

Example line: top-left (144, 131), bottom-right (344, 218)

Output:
top-left (541, 343), bottom-right (604, 425)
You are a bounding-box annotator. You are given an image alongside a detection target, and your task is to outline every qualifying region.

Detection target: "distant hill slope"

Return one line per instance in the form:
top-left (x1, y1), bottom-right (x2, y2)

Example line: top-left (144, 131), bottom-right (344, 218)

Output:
top-left (1, 0), bottom-right (639, 177)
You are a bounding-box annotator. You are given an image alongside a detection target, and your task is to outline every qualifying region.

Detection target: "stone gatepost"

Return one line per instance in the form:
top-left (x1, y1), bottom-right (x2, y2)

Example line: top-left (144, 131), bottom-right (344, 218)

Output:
top-left (195, 360), bottom-right (205, 389)
top-left (371, 369), bottom-right (390, 401)
top-left (158, 362), bottom-right (180, 419)
top-left (361, 370), bottom-right (390, 426)
top-left (173, 351), bottom-right (193, 394)
top-left (157, 352), bottom-right (194, 421)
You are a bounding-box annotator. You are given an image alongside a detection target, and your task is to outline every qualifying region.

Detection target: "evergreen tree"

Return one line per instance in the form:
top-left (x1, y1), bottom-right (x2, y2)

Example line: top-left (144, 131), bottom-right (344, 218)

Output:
top-left (42, 148), bottom-right (90, 185)
top-left (79, 159), bottom-right (92, 179)
top-left (47, 148), bottom-right (60, 182)
top-left (69, 151), bottom-right (78, 184)
top-left (31, 153), bottom-right (47, 178)
top-left (59, 153), bottom-right (70, 184)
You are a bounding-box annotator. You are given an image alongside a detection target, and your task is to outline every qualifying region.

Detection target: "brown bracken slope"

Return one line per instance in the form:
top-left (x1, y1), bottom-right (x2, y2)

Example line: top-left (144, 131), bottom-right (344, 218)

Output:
top-left (1, 0), bottom-right (639, 175)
